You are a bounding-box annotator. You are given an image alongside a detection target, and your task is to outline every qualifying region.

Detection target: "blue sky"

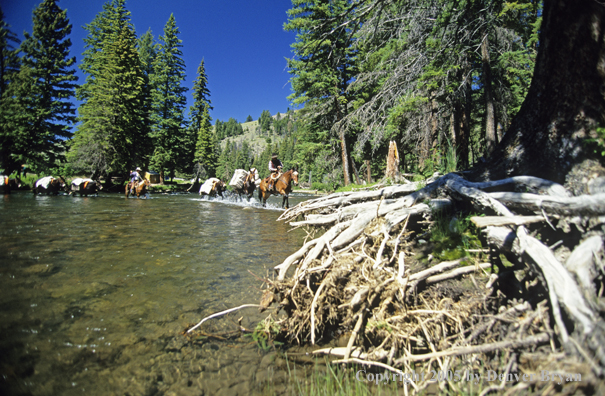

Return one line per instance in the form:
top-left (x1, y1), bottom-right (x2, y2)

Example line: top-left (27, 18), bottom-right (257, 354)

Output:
top-left (1, 0), bottom-right (297, 123)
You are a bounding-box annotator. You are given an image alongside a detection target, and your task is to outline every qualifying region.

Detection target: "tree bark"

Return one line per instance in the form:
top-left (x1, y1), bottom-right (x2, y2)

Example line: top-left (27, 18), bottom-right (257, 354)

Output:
top-left (339, 127), bottom-right (351, 186)
top-left (385, 141), bottom-right (400, 180)
top-left (481, 32), bottom-right (497, 156)
top-left (472, 0), bottom-right (605, 184)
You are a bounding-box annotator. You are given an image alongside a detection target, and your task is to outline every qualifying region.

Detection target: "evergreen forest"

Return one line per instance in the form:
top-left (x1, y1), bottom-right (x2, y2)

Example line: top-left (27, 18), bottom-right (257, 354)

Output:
top-left (0, 0), bottom-right (544, 189)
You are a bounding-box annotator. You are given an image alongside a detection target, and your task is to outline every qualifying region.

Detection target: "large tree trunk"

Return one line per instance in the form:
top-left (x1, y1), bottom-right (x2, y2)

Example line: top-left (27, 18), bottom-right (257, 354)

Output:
top-left (471, 0), bottom-right (605, 185)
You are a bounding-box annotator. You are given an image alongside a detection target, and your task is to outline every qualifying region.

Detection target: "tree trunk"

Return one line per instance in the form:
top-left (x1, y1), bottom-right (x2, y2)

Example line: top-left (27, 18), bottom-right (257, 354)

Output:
top-left (335, 89), bottom-right (351, 186)
top-left (385, 141), bottom-right (400, 180)
top-left (472, 0), bottom-right (605, 184)
top-left (351, 158), bottom-right (361, 185)
top-left (339, 128), bottom-right (351, 186)
top-left (481, 32), bottom-right (497, 157)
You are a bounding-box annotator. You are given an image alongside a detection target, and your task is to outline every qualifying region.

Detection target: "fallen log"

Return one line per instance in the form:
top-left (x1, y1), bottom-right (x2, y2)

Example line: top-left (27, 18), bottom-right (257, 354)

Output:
top-left (488, 191), bottom-right (605, 216)
top-left (565, 235), bottom-right (603, 300)
top-left (470, 215), bottom-right (546, 228)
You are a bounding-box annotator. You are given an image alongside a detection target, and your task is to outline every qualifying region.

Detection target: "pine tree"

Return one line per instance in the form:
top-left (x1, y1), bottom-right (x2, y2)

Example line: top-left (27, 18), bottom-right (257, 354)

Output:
top-left (190, 59), bottom-right (215, 177)
top-left (149, 13), bottom-right (188, 183)
top-left (68, 0), bottom-right (147, 178)
top-left (137, 28), bottom-right (157, 167)
top-left (12, 0), bottom-right (77, 173)
top-left (215, 141), bottom-right (234, 181)
top-left (285, 0), bottom-right (359, 186)
top-left (189, 59), bottom-right (212, 132)
top-left (194, 107), bottom-right (216, 177)
top-left (259, 110), bottom-right (273, 133)
top-left (0, 7), bottom-right (22, 174)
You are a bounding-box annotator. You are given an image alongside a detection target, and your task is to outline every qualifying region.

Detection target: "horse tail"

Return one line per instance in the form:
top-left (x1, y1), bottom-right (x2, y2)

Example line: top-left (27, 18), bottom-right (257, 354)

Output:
top-left (258, 184), bottom-right (263, 200)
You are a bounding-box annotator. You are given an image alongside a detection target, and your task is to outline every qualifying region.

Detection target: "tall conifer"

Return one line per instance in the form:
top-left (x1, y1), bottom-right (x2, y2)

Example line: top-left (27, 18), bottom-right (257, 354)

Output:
top-left (149, 14), bottom-right (188, 183)
top-left (285, 0), bottom-right (359, 186)
top-left (13, 0), bottom-right (77, 173)
top-left (0, 7), bottom-right (22, 174)
top-left (190, 59), bottom-right (215, 177)
top-left (69, 0), bottom-right (147, 178)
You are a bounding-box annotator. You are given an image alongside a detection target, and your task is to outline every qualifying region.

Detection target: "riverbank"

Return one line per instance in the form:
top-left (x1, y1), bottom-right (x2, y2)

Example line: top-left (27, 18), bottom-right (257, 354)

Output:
top-left (238, 173), bottom-right (605, 395)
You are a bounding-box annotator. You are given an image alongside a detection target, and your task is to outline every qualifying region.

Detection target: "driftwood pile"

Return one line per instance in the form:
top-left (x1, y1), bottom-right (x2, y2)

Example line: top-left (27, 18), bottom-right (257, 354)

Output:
top-left (263, 172), bottom-right (605, 393)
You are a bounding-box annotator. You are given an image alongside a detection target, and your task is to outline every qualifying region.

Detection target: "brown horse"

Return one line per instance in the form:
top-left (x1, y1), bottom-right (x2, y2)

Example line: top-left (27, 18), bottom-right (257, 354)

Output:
top-left (258, 169), bottom-right (299, 209)
top-left (125, 179), bottom-right (150, 198)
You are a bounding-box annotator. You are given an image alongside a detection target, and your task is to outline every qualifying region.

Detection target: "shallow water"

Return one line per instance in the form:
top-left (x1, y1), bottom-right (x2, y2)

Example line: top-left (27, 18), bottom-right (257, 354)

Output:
top-left (0, 191), bottom-right (312, 395)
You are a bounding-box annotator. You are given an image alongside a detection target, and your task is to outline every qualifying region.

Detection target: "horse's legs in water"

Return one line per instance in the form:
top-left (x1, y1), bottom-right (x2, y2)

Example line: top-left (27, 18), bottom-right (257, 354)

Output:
top-left (282, 194), bottom-right (289, 209)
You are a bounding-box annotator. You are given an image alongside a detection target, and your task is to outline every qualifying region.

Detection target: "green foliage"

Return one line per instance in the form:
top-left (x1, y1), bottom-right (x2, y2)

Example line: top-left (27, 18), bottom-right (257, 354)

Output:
top-left (333, 182), bottom-right (381, 193)
top-left (588, 127), bottom-right (605, 157)
top-left (5, 0), bottom-right (77, 174)
top-left (418, 138), bottom-right (458, 178)
top-left (285, 0), bottom-right (359, 186)
top-left (190, 59), bottom-right (216, 177)
top-left (215, 117), bottom-right (243, 140)
top-left (285, 356), bottom-right (394, 396)
top-left (0, 8), bottom-right (22, 174)
top-left (258, 109), bottom-right (273, 133)
top-left (428, 209), bottom-right (483, 262)
top-left (69, 0), bottom-right (147, 178)
top-left (247, 317), bottom-right (283, 352)
top-left (273, 112), bottom-right (291, 136)
top-left (149, 13), bottom-right (189, 179)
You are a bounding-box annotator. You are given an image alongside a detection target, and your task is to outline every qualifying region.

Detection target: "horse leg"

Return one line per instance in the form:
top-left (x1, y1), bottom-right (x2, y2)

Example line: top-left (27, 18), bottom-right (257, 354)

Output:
top-left (282, 194), bottom-right (289, 209)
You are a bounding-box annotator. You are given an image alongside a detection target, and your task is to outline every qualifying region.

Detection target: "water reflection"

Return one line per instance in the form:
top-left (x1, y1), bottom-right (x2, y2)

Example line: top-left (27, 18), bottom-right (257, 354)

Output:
top-left (0, 191), bottom-right (311, 395)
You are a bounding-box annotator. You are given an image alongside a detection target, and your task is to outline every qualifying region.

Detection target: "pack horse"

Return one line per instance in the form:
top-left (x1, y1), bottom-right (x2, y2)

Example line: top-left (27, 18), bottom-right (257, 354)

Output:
top-left (33, 176), bottom-right (67, 195)
top-left (70, 178), bottom-right (103, 197)
top-left (199, 178), bottom-right (226, 198)
top-left (229, 168), bottom-right (260, 201)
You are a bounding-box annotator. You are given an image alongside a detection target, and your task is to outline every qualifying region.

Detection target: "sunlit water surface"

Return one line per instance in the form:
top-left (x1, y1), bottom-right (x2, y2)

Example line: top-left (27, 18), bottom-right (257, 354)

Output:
top-left (0, 191), bottom-right (314, 395)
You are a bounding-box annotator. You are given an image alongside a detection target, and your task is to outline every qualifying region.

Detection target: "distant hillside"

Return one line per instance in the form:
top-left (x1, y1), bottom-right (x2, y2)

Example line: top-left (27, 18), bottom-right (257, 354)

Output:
top-left (218, 118), bottom-right (286, 157)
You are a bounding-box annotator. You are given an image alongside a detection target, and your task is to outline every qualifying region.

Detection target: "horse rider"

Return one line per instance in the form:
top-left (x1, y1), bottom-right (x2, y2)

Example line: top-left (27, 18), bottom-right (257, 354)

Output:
top-left (267, 153), bottom-right (283, 192)
top-left (130, 167), bottom-right (143, 194)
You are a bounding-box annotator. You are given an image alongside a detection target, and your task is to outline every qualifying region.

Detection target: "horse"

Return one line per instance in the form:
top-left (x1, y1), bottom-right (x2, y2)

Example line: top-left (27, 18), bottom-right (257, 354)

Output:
top-left (258, 169), bottom-right (299, 209)
top-left (125, 179), bottom-right (150, 198)
top-left (199, 177), bottom-right (226, 199)
top-left (70, 178), bottom-right (103, 197)
top-left (232, 168), bottom-right (259, 201)
top-left (33, 176), bottom-right (67, 195)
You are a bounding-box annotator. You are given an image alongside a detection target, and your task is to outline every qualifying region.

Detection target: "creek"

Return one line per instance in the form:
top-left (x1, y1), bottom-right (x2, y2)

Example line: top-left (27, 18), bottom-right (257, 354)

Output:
top-left (0, 191), bottom-right (314, 395)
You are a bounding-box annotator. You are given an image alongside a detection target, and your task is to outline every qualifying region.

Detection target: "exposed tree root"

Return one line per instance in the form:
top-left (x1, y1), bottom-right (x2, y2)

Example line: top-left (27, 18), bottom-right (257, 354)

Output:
top-left (265, 172), bottom-right (605, 393)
